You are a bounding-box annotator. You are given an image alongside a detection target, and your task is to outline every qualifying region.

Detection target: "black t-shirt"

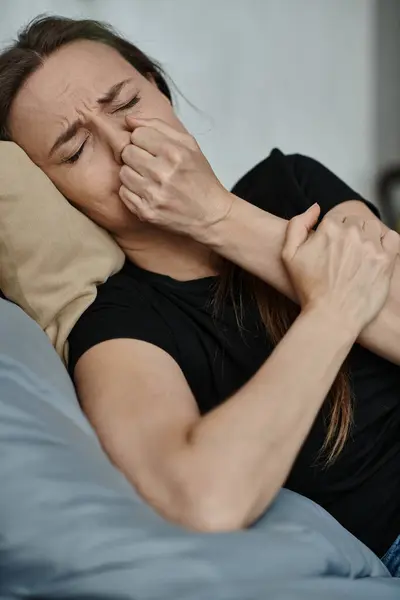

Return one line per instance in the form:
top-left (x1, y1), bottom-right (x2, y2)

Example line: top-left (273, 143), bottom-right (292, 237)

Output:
top-left (68, 149), bottom-right (400, 557)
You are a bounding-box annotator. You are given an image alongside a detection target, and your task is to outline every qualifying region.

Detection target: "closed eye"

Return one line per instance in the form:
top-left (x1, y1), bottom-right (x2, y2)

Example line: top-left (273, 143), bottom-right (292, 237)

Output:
top-left (64, 140), bottom-right (87, 165)
top-left (113, 93), bottom-right (141, 113)
top-left (63, 94), bottom-right (141, 164)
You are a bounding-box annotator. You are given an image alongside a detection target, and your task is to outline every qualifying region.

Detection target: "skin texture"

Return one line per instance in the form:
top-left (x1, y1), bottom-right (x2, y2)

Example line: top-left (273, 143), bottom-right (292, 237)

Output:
top-left (9, 40), bottom-right (215, 280)
top-left (71, 207), bottom-right (396, 530)
top-left (7, 39), bottom-right (399, 530)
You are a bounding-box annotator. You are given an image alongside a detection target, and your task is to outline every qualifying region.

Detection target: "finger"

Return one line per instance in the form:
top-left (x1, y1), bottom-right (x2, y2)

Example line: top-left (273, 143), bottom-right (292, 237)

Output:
top-left (282, 203), bottom-right (320, 261)
top-left (128, 124), bottom-right (169, 157)
top-left (120, 163), bottom-right (147, 198)
top-left (341, 216), bottom-right (386, 251)
top-left (381, 229), bottom-right (400, 270)
top-left (126, 115), bottom-right (188, 146)
top-left (301, 202), bottom-right (321, 231)
top-left (121, 143), bottom-right (155, 177)
top-left (318, 212), bottom-right (343, 233)
top-left (119, 184), bottom-right (148, 221)
top-left (362, 219), bottom-right (383, 249)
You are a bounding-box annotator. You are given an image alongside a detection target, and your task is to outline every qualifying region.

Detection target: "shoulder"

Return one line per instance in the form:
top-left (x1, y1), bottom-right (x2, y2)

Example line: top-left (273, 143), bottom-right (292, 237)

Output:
top-left (231, 148), bottom-right (361, 199)
top-left (67, 263), bottom-right (179, 377)
top-left (231, 149), bottom-right (376, 220)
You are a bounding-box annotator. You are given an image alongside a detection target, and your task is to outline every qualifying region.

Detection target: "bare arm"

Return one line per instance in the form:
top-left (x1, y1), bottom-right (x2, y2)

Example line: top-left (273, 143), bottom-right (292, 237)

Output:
top-left (75, 215), bottom-right (397, 532)
top-left (75, 306), bottom-right (356, 532)
top-left (118, 118), bottom-right (400, 363)
top-left (200, 196), bottom-right (400, 364)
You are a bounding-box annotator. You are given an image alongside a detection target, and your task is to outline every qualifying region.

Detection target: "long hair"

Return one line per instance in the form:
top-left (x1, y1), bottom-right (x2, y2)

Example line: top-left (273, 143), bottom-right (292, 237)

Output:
top-left (0, 15), bottom-right (352, 463)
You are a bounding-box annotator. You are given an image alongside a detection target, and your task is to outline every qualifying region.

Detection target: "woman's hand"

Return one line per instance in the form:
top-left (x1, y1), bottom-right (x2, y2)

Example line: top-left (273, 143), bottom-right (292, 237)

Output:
top-left (119, 116), bottom-right (235, 239)
top-left (282, 204), bottom-right (400, 334)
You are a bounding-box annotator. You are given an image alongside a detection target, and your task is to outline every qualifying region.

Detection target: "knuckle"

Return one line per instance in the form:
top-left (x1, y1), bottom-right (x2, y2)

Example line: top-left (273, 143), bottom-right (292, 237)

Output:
top-left (151, 161), bottom-right (168, 184)
top-left (121, 144), bottom-right (132, 164)
top-left (149, 165), bottom-right (163, 185)
top-left (147, 185), bottom-right (162, 206)
top-left (346, 225), bottom-right (361, 244)
top-left (322, 217), bottom-right (338, 234)
top-left (185, 134), bottom-right (198, 150)
top-left (166, 142), bottom-right (190, 165)
top-left (363, 240), bottom-right (377, 257)
top-left (324, 217), bottom-right (334, 228)
top-left (120, 164), bottom-right (129, 179)
top-left (130, 128), bottom-right (140, 143)
top-left (377, 251), bottom-right (390, 264)
top-left (348, 224), bottom-right (360, 237)
top-left (166, 146), bottom-right (181, 164)
top-left (368, 219), bottom-right (380, 233)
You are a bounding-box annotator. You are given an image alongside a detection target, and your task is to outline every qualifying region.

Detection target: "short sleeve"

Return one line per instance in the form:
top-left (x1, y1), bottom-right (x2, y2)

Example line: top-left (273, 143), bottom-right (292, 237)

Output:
top-left (289, 154), bottom-right (380, 219)
top-left (230, 149), bottom-right (381, 223)
top-left (67, 271), bottom-right (179, 377)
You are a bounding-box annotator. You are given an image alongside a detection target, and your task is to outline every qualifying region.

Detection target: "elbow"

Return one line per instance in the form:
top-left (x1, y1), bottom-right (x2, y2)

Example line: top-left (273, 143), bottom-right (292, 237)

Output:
top-left (179, 488), bottom-right (253, 533)
top-left (193, 514), bottom-right (247, 534)
top-left (129, 465), bottom-right (250, 532)
top-left (185, 503), bottom-right (245, 533)
top-left (128, 455), bottom-right (262, 532)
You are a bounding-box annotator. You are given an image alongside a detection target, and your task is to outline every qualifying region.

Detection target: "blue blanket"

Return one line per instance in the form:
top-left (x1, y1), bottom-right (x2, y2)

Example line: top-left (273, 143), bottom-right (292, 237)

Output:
top-left (0, 300), bottom-right (398, 599)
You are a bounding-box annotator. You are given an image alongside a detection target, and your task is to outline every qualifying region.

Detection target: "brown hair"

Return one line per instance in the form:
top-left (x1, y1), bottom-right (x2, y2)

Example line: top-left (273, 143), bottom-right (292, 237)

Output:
top-left (0, 15), bottom-right (352, 463)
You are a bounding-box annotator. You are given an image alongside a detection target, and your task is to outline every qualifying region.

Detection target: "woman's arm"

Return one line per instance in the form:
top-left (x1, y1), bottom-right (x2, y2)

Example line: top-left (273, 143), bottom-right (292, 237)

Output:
top-left (76, 213), bottom-right (396, 531)
top-left (76, 306), bottom-right (356, 531)
top-left (198, 195), bottom-right (400, 364)
top-left (119, 118), bottom-right (400, 364)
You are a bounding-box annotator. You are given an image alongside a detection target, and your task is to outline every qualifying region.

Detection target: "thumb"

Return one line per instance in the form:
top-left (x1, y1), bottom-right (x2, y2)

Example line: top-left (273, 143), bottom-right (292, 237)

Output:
top-left (282, 203), bottom-right (320, 262)
top-left (125, 114), bottom-right (142, 131)
top-left (301, 202), bottom-right (321, 232)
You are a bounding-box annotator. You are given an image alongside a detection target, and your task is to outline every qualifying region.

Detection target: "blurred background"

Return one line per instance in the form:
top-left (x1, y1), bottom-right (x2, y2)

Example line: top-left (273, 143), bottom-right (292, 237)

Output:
top-left (1, 0), bottom-right (400, 226)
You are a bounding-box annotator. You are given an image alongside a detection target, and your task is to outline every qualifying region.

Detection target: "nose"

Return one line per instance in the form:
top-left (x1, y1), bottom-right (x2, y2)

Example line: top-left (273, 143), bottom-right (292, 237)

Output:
top-left (92, 114), bottom-right (131, 165)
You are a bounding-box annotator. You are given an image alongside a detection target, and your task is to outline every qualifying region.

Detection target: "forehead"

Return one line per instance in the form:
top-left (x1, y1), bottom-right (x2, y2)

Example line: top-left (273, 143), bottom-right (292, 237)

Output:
top-left (9, 41), bottom-right (139, 160)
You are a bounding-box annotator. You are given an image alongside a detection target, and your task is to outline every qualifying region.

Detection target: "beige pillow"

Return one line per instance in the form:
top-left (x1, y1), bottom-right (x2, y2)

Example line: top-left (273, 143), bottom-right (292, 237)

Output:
top-left (0, 142), bottom-right (125, 364)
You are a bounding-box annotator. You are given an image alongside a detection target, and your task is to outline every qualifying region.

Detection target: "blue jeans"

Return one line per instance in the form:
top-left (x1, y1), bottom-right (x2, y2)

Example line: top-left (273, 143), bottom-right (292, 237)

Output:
top-left (382, 534), bottom-right (400, 577)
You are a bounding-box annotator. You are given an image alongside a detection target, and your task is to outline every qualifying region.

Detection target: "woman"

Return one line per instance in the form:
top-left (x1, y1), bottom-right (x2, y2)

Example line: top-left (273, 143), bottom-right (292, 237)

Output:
top-left (0, 15), bottom-right (399, 575)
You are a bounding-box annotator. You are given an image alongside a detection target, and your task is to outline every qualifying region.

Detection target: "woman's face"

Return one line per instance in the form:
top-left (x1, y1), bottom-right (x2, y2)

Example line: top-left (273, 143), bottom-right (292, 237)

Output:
top-left (9, 40), bottom-right (186, 235)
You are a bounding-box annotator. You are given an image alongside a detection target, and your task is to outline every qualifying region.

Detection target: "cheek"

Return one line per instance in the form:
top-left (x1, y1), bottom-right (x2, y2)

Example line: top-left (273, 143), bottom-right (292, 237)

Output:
top-left (48, 155), bottom-right (113, 215)
top-left (71, 162), bottom-right (112, 214)
top-left (54, 159), bottom-right (138, 233)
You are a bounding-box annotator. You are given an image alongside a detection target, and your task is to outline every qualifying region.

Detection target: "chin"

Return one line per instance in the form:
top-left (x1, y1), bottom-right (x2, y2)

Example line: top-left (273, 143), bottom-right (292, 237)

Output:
top-left (104, 200), bottom-right (142, 236)
top-left (82, 194), bottom-right (136, 233)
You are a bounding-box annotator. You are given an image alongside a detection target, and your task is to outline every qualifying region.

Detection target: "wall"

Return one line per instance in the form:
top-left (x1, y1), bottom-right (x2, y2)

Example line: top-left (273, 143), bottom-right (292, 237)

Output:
top-left (0, 0), bottom-right (391, 203)
top-left (374, 0), bottom-right (400, 220)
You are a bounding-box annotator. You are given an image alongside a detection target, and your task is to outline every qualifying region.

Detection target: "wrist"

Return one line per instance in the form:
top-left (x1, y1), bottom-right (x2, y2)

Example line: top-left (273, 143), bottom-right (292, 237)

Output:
top-left (193, 190), bottom-right (242, 247)
top-left (301, 300), bottom-right (362, 343)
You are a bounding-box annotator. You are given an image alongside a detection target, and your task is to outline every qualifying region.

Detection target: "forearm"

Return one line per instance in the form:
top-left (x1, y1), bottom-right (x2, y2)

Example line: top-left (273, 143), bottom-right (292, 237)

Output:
top-left (199, 193), bottom-right (400, 364)
top-left (180, 307), bottom-right (356, 529)
top-left (205, 194), bottom-right (296, 298)
top-left (358, 292), bottom-right (400, 362)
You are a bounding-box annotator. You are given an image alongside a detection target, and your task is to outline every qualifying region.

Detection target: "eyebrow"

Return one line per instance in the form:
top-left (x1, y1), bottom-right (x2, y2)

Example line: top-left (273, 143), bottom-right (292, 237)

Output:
top-left (48, 78), bottom-right (132, 158)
